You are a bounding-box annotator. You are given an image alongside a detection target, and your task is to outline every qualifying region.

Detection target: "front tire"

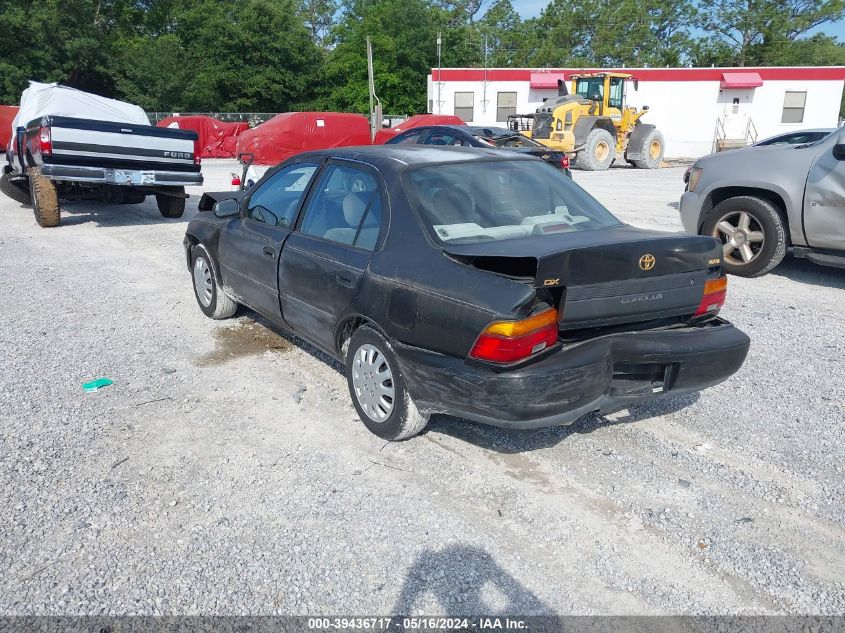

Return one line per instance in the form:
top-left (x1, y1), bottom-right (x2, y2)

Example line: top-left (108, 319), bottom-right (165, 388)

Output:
top-left (156, 187), bottom-right (185, 218)
top-left (0, 172), bottom-right (32, 205)
top-left (28, 166), bottom-right (60, 227)
top-left (701, 196), bottom-right (787, 277)
top-left (191, 244), bottom-right (237, 319)
top-left (346, 326), bottom-right (429, 441)
top-left (631, 129), bottom-right (665, 169)
top-left (575, 128), bottom-right (616, 171)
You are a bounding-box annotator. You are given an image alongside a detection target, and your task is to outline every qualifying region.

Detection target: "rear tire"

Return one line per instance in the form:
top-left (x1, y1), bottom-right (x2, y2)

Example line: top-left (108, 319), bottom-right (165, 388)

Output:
top-left (701, 196), bottom-right (787, 277)
top-left (575, 128), bottom-right (615, 171)
top-left (346, 326), bottom-right (429, 441)
top-left (191, 243), bottom-right (237, 319)
top-left (0, 172), bottom-right (31, 205)
top-left (156, 187), bottom-right (185, 218)
top-left (631, 129), bottom-right (665, 169)
top-left (28, 166), bottom-right (60, 227)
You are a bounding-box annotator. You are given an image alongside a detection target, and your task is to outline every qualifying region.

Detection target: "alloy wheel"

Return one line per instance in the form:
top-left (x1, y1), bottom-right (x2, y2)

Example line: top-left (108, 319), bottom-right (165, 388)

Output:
top-left (711, 210), bottom-right (765, 265)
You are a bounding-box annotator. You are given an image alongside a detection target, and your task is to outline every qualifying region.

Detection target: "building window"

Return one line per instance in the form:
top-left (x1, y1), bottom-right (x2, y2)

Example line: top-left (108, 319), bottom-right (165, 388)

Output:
top-left (496, 92), bottom-right (517, 122)
top-left (782, 91), bottom-right (806, 124)
top-left (454, 92), bottom-right (474, 122)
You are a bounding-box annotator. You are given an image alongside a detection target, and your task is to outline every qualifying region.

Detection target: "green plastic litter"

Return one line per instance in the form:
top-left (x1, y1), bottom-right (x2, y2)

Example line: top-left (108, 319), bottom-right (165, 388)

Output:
top-left (83, 378), bottom-right (113, 393)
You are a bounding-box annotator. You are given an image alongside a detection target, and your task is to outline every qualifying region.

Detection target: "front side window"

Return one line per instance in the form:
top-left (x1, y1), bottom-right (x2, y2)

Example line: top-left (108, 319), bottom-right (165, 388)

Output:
top-left (575, 78), bottom-right (604, 102)
top-left (403, 160), bottom-right (620, 245)
top-left (299, 164), bottom-right (383, 249)
top-left (425, 130), bottom-right (465, 146)
top-left (246, 163), bottom-right (318, 227)
top-left (454, 92), bottom-right (474, 122)
top-left (782, 91), bottom-right (807, 123)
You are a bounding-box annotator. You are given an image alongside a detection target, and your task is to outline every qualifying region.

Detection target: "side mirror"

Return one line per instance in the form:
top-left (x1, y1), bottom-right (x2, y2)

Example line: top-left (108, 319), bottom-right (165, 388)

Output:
top-left (642, 105), bottom-right (650, 111)
top-left (213, 198), bottom-right (240, 218)
top-left (834, 133), bottom-right (845, 160)
top-left (633, 79), bottom-right (639, 91)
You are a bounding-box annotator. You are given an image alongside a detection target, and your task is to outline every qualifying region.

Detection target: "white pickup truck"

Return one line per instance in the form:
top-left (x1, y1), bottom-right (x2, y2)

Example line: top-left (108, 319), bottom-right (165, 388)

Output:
top-left (1, 82), bottom-right (202, 227)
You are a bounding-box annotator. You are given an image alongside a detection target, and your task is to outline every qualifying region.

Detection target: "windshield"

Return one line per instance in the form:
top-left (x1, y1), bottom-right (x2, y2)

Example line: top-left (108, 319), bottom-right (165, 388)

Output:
top-left (403, 160), bottom-right (621, 245)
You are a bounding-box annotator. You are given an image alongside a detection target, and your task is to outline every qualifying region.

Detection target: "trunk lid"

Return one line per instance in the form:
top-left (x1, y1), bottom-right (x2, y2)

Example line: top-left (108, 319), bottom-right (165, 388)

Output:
top-left (443, 226), bottom-right (723, 330)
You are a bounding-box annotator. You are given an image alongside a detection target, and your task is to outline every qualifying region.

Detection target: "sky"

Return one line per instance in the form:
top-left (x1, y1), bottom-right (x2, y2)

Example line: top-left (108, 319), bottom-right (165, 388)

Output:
top-left (508, 0), bottom-right (845, 40)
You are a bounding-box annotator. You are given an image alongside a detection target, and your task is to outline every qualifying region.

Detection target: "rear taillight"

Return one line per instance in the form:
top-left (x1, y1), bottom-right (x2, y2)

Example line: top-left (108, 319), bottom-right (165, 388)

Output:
top-left (560, 154), bottom-right (570, 170)
top-left (469, 308), bottom-right (558, 364)
top-left (193, 138), bottom-right (201, 165)
top-left (38, 126), bottom-right (51, 156)
top-left (695, 276), bottom-right (727, 317)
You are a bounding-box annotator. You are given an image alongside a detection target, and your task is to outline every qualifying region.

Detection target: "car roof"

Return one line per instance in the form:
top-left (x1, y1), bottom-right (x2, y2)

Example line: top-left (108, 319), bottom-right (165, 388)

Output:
top-left (295, 144), bottom-right (534, 168)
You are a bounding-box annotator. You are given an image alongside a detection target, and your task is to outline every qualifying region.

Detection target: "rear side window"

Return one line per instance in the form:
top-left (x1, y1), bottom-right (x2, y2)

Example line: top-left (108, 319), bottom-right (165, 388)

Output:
top-left (299, 164), bottom-right (383, 250)
top-left (387, 130), bottom-right (423, 145)
top-left (246, 163), bottom-right (318, 227)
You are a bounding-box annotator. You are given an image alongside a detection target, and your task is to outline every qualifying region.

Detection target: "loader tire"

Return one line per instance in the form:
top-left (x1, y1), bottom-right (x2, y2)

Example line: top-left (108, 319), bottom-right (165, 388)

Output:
top-left (575, 129), bottom-right (616, 171)
top-left (0, 172), bottom-right (31, 205)
top-left (631, 129), bottom-right (665, 169)
top-left (156, 187), bottom-right (185, 218)
top-left (28, 166), bottom-right (60, 227)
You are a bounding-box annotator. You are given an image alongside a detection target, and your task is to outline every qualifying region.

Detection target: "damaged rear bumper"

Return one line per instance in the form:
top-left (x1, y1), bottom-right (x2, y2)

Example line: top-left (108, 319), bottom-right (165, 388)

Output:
top-left (394, 319), bottom-right (750, 429)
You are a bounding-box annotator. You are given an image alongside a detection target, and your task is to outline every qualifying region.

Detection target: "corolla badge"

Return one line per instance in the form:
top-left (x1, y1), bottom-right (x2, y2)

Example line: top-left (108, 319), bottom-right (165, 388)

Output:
top-left (639, 254), bottom-right (656, 271)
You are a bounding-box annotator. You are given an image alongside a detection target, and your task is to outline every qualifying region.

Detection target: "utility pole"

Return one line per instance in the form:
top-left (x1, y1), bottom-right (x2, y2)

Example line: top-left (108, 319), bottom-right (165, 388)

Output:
top-left (366, 37), bottom-right (382, 141)
top-left (482, 33), bottom-right (488, 115)
top-left (436, 32), bottom-right (442, 114)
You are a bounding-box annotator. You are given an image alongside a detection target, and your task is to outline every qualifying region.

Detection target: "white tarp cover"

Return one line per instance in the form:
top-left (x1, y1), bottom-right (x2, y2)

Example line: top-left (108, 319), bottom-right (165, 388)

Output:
top-left (11, 81), bottom-right (150, 137)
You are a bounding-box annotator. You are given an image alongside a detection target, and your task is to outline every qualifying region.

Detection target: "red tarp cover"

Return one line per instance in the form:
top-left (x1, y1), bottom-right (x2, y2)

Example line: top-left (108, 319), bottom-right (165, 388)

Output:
top-left (156, 115), bottom-right (249, 158)
top-left (0, 105), bottom-right (20, 150)
top-left (530, 72), bottom-right (567, 89)
top-left (236, 112), bottom-right (371, 165)
top-left (374, 114), bottom-right (466, 144)
top-left (720, 72), bottom-right (763, 89)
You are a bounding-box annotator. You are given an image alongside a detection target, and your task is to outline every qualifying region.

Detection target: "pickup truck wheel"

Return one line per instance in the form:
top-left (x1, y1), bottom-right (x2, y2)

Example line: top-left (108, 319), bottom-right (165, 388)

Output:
top-left (574, 128), bottom-right (616, 171)
top-left (346, 326), bottom-right (429, 441)
top-left (156, 188), bottom-right (185, 218)
top-left (191, 244), bottom-right (237, 319)
top-left (702, 196), bottom-right (787, 277)
top-left (0, 172), bottom-right (31, 205)
top-left (28, 166), bottom-right (60, 227)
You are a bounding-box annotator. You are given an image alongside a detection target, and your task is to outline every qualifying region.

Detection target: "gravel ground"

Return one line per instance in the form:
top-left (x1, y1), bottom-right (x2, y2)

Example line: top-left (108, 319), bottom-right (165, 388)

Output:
top-left (0, 159), bottom-right (843, 616)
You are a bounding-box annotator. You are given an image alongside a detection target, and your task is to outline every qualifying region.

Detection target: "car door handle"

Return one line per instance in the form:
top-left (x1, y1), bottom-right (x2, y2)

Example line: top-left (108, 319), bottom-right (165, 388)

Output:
top-left (335, 271), bottom-right (354, 287)
top-left (262, 246), bottom-right (274, 257)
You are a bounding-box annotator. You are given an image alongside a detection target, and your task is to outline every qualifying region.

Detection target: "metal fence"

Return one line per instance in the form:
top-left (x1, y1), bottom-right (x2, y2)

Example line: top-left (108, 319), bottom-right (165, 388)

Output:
top-left (146, 112), bottom-right (280, 127)
top-left (146, 112), bottom-right (410, 128)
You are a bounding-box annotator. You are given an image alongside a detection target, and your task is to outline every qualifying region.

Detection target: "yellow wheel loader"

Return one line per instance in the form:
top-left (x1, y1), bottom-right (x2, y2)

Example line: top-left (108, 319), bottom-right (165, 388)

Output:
top-left (509, 72), bottom-right (665, 171)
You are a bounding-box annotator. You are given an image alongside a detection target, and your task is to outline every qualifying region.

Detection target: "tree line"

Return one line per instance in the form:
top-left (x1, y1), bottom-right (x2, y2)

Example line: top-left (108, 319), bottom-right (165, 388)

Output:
top-left (1, 0), bottom-right (843, 117)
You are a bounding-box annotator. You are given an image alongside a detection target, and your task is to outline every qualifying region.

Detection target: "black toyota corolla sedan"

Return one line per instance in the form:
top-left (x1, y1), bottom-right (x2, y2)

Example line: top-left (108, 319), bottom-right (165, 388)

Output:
top-left (185, 146), bottom-right (749, 441)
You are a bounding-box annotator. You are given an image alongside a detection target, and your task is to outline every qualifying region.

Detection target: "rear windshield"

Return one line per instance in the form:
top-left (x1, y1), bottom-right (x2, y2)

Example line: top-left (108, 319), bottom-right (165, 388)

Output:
top-left (403, 160), bottom-right (621, 244)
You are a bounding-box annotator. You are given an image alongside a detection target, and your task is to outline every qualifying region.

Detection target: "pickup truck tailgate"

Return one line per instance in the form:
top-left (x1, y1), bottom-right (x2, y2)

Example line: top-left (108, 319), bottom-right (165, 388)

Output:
top-left (42, 116), bottom-right (199, 173)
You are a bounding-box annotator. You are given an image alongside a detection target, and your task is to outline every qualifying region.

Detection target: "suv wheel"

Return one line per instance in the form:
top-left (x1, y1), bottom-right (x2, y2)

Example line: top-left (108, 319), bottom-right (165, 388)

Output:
top-left (346, 326), bottom-right (429, 441)
top-left (701, 196), bottom-right (787, 277)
